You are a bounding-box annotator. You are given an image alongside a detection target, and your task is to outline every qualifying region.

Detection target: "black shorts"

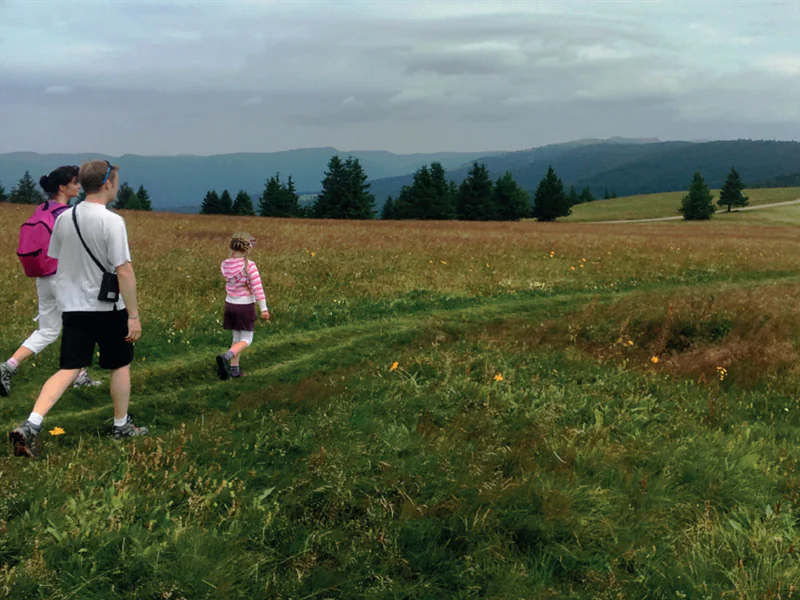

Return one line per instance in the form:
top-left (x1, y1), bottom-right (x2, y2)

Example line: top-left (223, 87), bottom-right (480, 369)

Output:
top-left (60, 310), bottom-right (134, 370)
top-left (223, 302), bottom-right (257, 332)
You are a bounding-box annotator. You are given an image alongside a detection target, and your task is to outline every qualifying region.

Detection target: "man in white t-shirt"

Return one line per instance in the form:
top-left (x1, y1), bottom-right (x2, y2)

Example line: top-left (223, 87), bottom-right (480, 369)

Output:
top-left (9, 160), bottom-right (149, 458)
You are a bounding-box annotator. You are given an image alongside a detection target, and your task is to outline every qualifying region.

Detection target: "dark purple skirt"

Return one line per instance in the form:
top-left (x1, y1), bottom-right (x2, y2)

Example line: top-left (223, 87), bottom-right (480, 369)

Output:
top-left (223, 302), bottom-right (256, 331)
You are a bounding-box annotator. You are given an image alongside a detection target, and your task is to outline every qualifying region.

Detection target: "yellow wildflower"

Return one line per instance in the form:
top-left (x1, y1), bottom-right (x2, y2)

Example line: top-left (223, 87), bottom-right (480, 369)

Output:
top-left (440, 260), bottom-right (447, 265)
top-left (627, 340), bottom-right (634, 346)
top-left (310, 252), bottom-right (316, 257)
top-left (570, 266), bottom-right (576, 271)
top-left (650, 356), bottom-right (659, 364)
top-left (390, 361), bottom-right (399, 371)
top-left (494, 373), bottom-right (504, 382)
top-left (49, 427), bottom-right (65, 436)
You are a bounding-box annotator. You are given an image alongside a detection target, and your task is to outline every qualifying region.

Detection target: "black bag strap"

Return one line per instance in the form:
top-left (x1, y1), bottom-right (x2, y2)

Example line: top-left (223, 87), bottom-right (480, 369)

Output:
top-left (72, 206), bottom-right (109, 274)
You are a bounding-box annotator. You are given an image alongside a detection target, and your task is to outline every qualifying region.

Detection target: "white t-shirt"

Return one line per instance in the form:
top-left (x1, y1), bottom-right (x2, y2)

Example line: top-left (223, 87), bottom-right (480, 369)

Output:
top-left (48, 201), bottom-right (132, 312)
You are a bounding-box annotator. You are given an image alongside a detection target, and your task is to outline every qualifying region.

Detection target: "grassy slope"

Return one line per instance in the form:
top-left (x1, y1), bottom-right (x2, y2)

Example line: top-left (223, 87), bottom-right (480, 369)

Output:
top-left (563, 187), bottom-right (800, 222)
top-left (3, 205), bottom-right (800, 597)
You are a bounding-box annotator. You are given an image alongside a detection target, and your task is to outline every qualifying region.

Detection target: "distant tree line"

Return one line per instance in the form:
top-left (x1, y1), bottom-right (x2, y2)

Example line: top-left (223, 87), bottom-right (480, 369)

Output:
top-left (110, 182), bottom-right (153, 211)
top-left (384, 161), bottom-right (579, 222)
top-left (201, 156), bottom-right (376, 219)
top-left (200, 173), bottom-right (310, 218)
top-left (382, 162), bottom-right (531, 221)
top-left (0, 171), bottom-right (153, 211)
top-left (198, 154), bottom-right (581, 222)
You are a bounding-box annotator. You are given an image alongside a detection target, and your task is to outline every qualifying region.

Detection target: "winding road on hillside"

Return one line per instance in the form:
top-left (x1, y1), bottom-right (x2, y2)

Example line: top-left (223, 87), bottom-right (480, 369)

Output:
top-left (595, 198), bottom-right (800, 224)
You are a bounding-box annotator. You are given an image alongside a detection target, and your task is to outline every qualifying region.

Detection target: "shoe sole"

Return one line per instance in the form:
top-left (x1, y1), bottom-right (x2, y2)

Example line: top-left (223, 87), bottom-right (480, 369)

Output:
top-left (216, 355), bottom-right (230, 381)
top-left (9, 430), bottom-right (35, 458)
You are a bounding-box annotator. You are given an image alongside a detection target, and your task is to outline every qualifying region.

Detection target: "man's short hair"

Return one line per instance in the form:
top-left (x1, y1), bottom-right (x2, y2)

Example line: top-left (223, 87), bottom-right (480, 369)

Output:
top-left (79, 160), bottom-right (119, 194)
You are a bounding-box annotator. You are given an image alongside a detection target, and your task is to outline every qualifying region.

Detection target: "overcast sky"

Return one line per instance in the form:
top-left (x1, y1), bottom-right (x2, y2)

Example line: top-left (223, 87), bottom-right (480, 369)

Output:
top-left (1, 0), bottom-right (798, 156)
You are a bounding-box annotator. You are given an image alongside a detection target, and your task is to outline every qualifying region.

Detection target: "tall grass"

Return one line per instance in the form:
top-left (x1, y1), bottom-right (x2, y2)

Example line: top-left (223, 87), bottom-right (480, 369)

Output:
top-left (2, 203), bottom-right (800, 598)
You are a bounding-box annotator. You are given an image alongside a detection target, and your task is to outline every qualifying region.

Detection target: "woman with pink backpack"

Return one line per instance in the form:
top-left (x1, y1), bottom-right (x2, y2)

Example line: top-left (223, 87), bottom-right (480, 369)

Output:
top-left (0, 166), bottom-right (100, 396)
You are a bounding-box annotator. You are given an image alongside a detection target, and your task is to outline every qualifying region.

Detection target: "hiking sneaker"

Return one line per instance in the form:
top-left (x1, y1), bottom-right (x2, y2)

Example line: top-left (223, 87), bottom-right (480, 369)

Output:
top-left (230, 370), bottom-right (245, 378)
top-left (73, 370), bottom-right (102, 389)
top-left (9, 421), bottom-right (41, 458)
top-left (112, 415), bottom-right (149, 440)
top-left (0, 362), bottom-right (14, 397)
top-left (216, 354), bottom-right (231, 381)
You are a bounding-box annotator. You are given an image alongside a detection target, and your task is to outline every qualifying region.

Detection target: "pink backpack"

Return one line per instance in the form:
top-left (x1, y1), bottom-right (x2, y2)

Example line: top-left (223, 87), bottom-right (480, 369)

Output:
top-left (16, 201), bottom-right (69, 278)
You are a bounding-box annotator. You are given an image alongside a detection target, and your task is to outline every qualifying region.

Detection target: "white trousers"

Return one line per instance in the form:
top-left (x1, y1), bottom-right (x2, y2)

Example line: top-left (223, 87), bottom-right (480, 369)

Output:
top-left (21, 277), bottom-right (62, 355)
top-left (232, 330), bottom-right (254, 347)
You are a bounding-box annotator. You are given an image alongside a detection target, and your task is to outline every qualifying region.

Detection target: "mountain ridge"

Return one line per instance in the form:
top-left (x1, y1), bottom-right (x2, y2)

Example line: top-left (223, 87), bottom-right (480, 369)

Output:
top-left (2, 138), bottom-right (799, 212)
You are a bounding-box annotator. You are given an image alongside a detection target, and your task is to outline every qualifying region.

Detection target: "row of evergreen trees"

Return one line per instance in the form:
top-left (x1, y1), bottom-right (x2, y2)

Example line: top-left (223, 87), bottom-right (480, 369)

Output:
top-left (679, 167), bottom-right (749, 220)
top-left (0, 171), bottom-right (153, 211)
top-left (198, 155), bottom-right (555, 222)
top-left (200, 157), bottom-right (376, 219)
top-left (381, 162), bottom-right (531, 221)
top-left (112, 183), bottom-right (153, 211)
top-left (200, 173), bottom-right (306, 217)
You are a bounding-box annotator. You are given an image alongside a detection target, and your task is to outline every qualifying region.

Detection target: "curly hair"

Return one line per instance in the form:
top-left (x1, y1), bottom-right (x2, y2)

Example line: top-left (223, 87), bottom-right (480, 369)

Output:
top-left (229, 232), bottom-right (254, 254)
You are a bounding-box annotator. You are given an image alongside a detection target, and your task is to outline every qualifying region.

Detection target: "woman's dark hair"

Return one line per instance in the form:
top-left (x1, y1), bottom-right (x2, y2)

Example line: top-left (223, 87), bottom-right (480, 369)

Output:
top-left (39, 165), bottom-right (79, 198)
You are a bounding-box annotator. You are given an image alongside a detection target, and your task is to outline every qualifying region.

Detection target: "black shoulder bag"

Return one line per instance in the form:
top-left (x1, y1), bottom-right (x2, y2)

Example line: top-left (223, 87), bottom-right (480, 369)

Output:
top-left (72, 207), bottom-right (120, 303)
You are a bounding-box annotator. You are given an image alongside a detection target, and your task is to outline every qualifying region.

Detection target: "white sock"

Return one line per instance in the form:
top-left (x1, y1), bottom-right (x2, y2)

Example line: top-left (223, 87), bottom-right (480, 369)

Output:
top-left (27, 412), bottom-right (44, 427)
top-left (114, 415), bottom-right (128, 428)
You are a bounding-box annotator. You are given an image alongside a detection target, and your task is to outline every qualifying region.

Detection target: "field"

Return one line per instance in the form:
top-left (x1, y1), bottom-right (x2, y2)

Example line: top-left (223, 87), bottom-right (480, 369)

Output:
top-left (564, 187), bottom-right (800, 222)
top-left (3, 202), bottom-right (800, 598)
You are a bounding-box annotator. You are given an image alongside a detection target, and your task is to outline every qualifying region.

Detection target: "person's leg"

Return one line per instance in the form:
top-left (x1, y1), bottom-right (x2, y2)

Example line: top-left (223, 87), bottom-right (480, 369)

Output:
top-left (228, 342), bottom-right (249, 362)
top-left (8, 347), bottom-right (34, 365)
top-left (20, 277), bottom-right (63, 357)
top-left (9, 311), bottom-right (93, 457)
top-left (230, 331), bottom-right (253, 377)
top-left (32, 311), bottom-right (94, 420)
top-left (229, 331), bottom-right (249, 367)
top-left (1, 278), bottom-right (62, 396)
top-left (30, 369), bottom-right (82, 417)
top-left (109, 365), bottom-right (130, 421)
top-left (221, 330), bottom-right (252, 378)
top-left (20, 278), bottom-right (99, 389)
top-left (98, 309), bottom-right (146, 439)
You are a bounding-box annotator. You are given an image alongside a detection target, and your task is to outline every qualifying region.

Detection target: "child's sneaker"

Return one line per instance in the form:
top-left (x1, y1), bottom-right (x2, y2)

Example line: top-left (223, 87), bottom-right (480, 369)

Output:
top-left (9, 420), bottom-right (42, 458)
top-left (216, 354), bottom-right (231, 381)
top-left (73, 370), bottom-right (102, 389)
top-left (0, 362), bottom-right (15, 397)
top-left (112, 415), bottom-right (149, 440)
top-left (230, 370), bottom-right (244, 378)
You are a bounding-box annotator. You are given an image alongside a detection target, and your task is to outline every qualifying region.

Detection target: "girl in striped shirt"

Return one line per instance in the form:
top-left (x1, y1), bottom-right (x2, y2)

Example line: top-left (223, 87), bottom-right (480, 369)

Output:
top-left (216, 232), bottom-right (270, 380)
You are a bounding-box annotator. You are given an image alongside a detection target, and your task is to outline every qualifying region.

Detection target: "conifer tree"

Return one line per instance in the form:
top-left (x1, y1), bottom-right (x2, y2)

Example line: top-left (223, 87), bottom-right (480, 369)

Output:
top-left (717, 167), bottom-right (749, 212)
top-left (456, 162), bottom-right (494, 220)
top-left (531, 166), bottom-right (571, 222)
top-left (679, 172), bottom-right (716, 220)
top-left (10, 171), bottom-right (46, 204)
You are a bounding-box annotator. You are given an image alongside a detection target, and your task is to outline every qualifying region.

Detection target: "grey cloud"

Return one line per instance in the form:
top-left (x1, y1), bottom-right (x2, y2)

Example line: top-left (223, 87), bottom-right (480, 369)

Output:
top-left (0, 1), bottom-right (797, 155)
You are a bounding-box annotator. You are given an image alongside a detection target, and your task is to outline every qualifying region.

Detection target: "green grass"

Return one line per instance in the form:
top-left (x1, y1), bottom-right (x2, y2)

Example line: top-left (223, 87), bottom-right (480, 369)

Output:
top-left (4, 207), bottom-right (800, 597)
top-left (564, 187), bottom-right (800, 222)
top-left (4, 287), bottom-right (800, 598)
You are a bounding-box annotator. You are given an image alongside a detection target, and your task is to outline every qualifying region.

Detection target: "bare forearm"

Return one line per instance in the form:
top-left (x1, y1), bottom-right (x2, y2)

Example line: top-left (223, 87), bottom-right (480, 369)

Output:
top-left (117, 266), bottom-right (139, 317)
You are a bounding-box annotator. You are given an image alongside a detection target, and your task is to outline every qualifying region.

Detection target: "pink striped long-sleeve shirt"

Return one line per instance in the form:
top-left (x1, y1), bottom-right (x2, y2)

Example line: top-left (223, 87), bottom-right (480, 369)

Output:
top-left (221, 257), bottom-right (268, 312)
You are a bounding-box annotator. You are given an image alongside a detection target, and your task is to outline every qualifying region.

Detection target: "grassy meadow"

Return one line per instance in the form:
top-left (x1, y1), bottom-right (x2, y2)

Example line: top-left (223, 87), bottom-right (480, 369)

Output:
top-left (3, 201), bottom-right (800, 597)
top-left (564, 186), bottom-right (800, 222)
